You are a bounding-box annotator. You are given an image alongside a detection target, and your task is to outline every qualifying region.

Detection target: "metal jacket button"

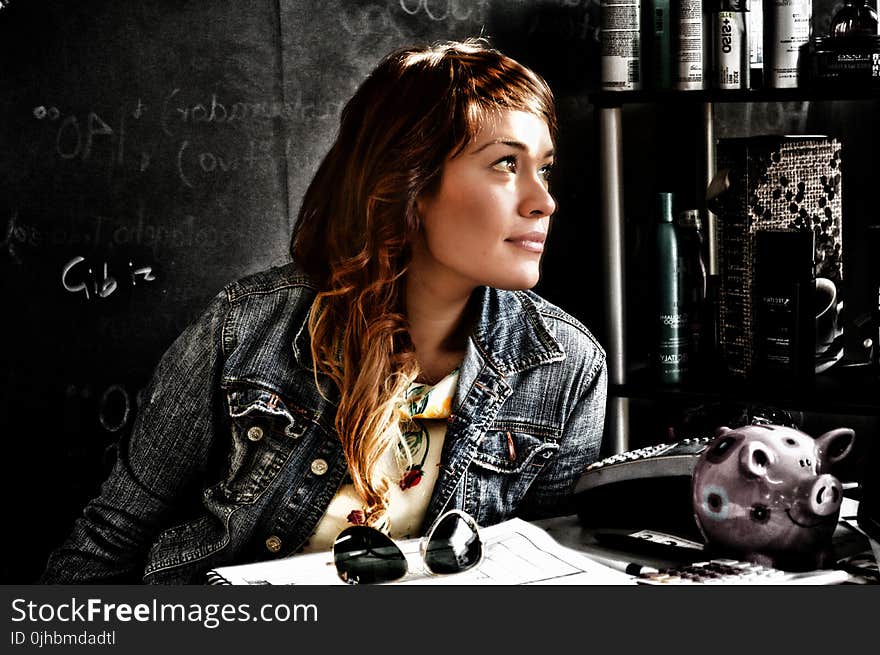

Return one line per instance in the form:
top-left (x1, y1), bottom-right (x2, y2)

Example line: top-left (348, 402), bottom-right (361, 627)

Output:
top-left (310, 458), bottom-right (328, 475)
top-left (265, 535), bottom-right (282, 553)
top-left (247, 426), bottom-right (264, 442)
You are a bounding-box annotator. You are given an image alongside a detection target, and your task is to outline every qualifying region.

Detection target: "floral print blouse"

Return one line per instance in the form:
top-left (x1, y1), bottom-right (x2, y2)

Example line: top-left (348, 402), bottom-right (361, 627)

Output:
top-left (299, 367), bottom-right (460, 552)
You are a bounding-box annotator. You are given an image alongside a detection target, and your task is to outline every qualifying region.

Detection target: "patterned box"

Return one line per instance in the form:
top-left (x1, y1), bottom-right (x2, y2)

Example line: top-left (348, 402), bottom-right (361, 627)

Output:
top-left (715, 136), bottom-right (844, 378)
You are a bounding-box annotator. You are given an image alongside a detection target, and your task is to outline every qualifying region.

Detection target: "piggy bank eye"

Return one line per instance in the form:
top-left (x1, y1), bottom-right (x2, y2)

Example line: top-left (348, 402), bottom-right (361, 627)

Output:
top-left (707, 435), bottom-right (740, 463)
top-left (750, 504), bottom-right (771, 523)
top-left (784, 437), bottom-right (797, 446)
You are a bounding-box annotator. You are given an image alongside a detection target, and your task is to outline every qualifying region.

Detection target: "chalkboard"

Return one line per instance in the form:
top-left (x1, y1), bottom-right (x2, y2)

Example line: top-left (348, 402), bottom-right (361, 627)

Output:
top-left (0, 0), bottom-right (603, 582)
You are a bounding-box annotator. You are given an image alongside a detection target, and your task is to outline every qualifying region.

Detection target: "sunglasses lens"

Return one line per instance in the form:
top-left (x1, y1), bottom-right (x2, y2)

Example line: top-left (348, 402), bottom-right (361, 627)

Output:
top-left (333, 526), bottom-right (407, 584)
top-left (423, 512), bottom-right (482, 575)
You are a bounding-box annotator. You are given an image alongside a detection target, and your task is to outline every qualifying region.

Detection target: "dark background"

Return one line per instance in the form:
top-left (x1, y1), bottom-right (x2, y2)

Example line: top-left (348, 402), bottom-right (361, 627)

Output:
top-left (0, 0), bottom-right (876, 583)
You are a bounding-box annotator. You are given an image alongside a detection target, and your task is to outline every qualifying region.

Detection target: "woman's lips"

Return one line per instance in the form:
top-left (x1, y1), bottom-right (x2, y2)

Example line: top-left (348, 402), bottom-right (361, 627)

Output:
top-left (506, 232), bottom-right (546, 253)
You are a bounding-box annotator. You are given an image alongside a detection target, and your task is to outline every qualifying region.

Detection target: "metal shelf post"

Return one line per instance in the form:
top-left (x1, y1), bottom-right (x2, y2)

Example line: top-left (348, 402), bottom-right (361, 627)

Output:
top-left (599, 105), bottom-right (629, 454)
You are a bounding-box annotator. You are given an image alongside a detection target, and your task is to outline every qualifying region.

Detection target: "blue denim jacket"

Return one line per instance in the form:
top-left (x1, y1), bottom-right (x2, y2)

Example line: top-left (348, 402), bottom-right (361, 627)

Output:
top-left (41, 263), bottom-right (606, 584)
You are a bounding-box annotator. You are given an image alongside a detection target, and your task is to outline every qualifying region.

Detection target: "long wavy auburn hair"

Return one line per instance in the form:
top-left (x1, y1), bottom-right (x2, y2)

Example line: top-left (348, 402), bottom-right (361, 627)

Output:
top-left (290, 39), bottom-right (557, 528)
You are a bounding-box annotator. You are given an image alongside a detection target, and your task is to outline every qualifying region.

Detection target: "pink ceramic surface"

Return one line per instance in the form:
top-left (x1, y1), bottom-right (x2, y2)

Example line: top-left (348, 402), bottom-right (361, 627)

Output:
top-left (692, 424), bottom-right (855, 570)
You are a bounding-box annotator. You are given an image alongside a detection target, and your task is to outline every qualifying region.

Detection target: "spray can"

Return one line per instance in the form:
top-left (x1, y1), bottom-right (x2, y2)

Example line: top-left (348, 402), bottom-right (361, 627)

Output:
top-left (672, 0), bottom-right (705, 90)
top-left (763, 0), bottom-right (812, 88)
top-left (710, 0), bottom-right (750, 89)
top-left (601, 0), bottom-right (643, 90)
top-left (651, 0), bottom-right (673, 88)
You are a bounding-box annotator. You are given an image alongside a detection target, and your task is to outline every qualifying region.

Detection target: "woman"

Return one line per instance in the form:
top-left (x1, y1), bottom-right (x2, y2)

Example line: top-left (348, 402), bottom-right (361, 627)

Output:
top-left (41, 39), bottom-right (607, 584)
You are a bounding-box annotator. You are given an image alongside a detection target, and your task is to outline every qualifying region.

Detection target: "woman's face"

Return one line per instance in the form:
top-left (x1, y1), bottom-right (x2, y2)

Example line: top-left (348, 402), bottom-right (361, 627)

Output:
top-left (411, 109), bottom-right (556, 296)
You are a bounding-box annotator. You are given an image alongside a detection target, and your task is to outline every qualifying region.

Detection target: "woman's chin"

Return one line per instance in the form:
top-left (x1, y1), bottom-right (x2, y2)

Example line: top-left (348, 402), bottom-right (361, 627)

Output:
top-left (492, 272), bottom-right (541, 291)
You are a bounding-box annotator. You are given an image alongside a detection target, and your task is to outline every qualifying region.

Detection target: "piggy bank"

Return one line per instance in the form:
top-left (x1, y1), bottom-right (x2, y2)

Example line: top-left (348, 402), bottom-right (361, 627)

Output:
top-left (692, 424), bottom-right (855, 570)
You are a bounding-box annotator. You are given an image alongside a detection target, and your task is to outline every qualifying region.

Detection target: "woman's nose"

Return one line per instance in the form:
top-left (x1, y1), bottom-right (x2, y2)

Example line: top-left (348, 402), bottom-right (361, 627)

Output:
top-left (519, 175), bottom-right (556, 218)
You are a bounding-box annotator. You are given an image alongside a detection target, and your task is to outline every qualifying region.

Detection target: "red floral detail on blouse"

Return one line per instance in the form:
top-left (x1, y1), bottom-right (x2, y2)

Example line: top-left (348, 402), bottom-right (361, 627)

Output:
top-left (399, 466), bottom-right (424, 490)
top-left (346, 509), bottom-right (366, 525)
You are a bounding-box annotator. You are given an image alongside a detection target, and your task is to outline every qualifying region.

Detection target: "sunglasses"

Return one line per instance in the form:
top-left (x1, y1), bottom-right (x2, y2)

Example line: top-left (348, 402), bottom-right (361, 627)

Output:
top-left (332, 509), bottom-right (482, 584)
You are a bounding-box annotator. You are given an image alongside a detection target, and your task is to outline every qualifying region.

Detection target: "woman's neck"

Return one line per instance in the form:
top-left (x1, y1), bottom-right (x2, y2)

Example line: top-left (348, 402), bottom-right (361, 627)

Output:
top-left (405, 271), bottom-right (473, 384)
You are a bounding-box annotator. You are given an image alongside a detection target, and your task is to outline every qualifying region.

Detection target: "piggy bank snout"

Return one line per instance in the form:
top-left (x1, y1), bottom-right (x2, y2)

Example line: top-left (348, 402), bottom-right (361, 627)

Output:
top-left (802, 474), bottom-right (843, 517)
top-left (738, 441), bottom-right (774, 478)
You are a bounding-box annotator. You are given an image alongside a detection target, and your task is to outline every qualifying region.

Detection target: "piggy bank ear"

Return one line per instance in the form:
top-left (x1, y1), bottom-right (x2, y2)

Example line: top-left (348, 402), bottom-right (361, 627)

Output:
top-left (815, 428), bottom-right (855, 471)
top-left (714, 426), bottom-right (733, 438)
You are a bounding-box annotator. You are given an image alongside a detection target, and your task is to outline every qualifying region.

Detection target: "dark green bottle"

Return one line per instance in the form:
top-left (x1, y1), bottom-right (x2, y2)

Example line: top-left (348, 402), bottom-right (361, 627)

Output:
top-left (655, 192), bottom-right (688, 383)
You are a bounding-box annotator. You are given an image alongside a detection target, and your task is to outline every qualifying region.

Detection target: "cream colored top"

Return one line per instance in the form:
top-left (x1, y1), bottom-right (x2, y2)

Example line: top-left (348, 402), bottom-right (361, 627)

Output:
top-left (299, 367), bottom-right (460, 553)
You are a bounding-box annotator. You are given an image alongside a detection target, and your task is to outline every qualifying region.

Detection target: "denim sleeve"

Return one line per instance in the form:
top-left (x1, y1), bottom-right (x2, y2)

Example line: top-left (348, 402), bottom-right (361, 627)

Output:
top-left (39, 290), bottom-right (231, 584)
top-left (517, 359), bottom-right (607, 520)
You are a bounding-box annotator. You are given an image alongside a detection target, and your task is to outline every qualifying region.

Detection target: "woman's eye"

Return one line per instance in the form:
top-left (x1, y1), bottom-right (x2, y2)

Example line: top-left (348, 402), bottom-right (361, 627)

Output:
top-left (491, 156), bottom-right (517, 173)
top-left (539, 164), bottom-right (554, 182)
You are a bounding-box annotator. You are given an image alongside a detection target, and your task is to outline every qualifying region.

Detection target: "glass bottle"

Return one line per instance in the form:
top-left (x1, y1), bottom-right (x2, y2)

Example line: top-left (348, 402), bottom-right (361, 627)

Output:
top-left (675, 210), bottom-right (707, 376)
top-left (655, 193), bottom-right (688, 384)
top-left (830, 0), bottom-right (879, 37)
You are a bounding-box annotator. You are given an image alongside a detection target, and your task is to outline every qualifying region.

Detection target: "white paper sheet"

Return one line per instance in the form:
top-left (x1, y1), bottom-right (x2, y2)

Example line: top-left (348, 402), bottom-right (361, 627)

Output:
top-left (205, 517), bottom-right (637, 586)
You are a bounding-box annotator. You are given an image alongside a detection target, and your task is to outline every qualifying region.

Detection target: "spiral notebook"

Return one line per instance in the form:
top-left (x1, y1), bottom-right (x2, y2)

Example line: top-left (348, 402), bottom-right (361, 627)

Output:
top-left (205, 517), bottom-right (636, 586)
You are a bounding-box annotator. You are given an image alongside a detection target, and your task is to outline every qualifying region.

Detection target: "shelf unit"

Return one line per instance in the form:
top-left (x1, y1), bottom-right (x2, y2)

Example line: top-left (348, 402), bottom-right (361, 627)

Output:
top-left (596, 88), bottom-right (880, 453)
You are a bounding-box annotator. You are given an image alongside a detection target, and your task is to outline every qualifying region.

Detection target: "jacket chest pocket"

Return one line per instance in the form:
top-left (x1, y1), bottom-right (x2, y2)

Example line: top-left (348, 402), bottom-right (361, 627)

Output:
top-left (217, 387), bottom-right (312, 504)
top-left (468, 429), bottom-right (559, 523)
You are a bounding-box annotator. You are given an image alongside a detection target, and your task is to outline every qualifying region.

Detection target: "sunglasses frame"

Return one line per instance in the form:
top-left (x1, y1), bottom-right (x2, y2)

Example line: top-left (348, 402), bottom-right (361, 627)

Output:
top-left (333, 508), bottom-right (483, 584)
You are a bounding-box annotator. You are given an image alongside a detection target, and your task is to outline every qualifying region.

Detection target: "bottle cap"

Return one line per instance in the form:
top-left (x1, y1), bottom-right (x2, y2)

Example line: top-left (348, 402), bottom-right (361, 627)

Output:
top-left (712, 0), bottom-right (749, 11)
top-left (676, 209), bottom-right (702, 230)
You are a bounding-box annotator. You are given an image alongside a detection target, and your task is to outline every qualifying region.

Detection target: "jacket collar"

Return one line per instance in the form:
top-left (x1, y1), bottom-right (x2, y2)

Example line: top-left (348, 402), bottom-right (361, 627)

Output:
top-left (467, 286), bottom-right (565, 374)
top-left (293, 285), bottom-right (564, 376)
top-left (292, 310), bottom-right (315, 372)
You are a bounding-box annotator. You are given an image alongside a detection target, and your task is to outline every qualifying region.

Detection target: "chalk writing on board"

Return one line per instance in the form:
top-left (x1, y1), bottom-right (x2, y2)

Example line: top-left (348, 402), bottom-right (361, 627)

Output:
top-left (132, 98), bottom-right (148, 120)
top-left (34, 91), bottom-right (291, 188)
top-left (398, 0), bottom-right (488, 22)
top-left (33, 106), bottom-right (61, 121)
top-left (61, 255), bottom-right (156, 301)
top-left (55, 112), bottom-right (114, 161)
top-left (161, 87), bottom-right (300, 136)
top-left (66, 382), bottom-right (145, 435)
top-left (98, 383), bottom-right (135, 433)
top-left (176, 138), bottom-right (277, 188)
top-left (2, 211), bottom-right (40, 264)
top-left (333, 2), bottom-right (408, 40)
top-left (37, 105), bottom-right (138, 172)
top-left (6, 204), bottom-right (249, 257)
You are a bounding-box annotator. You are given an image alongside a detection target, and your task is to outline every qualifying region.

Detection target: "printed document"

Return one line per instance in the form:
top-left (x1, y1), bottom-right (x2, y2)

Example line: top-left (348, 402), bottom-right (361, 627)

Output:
top-left (205, 517), bottom-right (637, 585)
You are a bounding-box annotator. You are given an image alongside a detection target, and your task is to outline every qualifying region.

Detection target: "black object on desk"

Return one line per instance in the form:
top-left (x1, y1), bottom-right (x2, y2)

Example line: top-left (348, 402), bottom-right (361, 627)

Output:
top-left (573, 438), bottom-right (712, 541)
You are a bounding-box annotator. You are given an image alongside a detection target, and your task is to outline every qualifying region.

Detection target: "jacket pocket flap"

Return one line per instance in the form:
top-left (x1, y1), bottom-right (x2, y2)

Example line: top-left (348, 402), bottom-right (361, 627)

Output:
top-left (226, 385), bottom-right (310, 439)
top-left (471, 430), bottom-right (559, 474)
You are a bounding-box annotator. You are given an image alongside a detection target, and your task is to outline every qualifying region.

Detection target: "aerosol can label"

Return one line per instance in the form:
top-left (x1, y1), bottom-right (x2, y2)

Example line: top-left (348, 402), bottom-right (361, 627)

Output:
top-left (601, 0), bottom-right (642, 90)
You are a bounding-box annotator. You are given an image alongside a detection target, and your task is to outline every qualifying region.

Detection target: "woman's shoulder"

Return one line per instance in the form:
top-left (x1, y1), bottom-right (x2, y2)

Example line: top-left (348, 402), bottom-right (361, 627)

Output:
top-left (203, 262), bottom-right (319, 378)
top-left (494, 287), bottom-right (605, 361)
top-left (520, 290), bottom-right (602, 351)
top-left (473, 287), bottom-right (605, 385)
top-left (222, 261), bottom-right (316, 304)
top-left (190, 262), bottom-right (316, 356)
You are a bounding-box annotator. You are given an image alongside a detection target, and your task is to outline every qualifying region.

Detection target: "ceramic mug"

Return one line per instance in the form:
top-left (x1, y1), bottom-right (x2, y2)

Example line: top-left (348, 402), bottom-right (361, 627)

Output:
top-left (815, 276), bottom-right (842, 356)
